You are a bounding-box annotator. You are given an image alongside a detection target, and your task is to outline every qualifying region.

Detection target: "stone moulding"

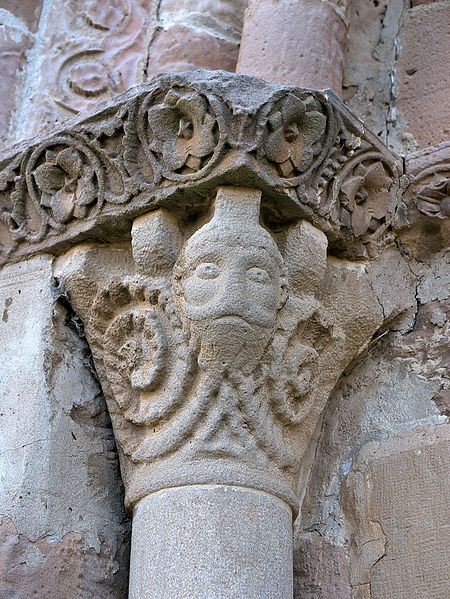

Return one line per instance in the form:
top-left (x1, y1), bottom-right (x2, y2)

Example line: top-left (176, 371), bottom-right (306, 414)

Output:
top-left (0, 69), bottom-right (401, 267)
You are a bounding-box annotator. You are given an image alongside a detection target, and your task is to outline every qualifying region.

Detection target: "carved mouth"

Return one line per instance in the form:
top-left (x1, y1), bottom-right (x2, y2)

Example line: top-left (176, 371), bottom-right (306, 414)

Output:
top-left (212, 315), bottom-right (253, 328)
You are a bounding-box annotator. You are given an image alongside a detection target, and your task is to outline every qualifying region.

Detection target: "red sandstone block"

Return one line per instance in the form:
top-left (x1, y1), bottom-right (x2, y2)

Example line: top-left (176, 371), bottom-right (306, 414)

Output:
top-left (146, 24), bottom-right (239, 79)
top-left (395, 3), bottom-right (450, 148)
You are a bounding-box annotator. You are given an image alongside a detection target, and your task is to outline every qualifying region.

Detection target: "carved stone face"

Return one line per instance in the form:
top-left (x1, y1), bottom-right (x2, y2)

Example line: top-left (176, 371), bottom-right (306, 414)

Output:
top-left (174, 226), bottom-right (286, 371)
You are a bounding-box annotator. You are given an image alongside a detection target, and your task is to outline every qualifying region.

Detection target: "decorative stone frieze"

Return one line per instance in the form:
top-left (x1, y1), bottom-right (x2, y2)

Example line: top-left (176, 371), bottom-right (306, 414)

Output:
top-left (0, 70), bottom-right (400, 268)
top-left (23, 0), bottom-right (151, 136)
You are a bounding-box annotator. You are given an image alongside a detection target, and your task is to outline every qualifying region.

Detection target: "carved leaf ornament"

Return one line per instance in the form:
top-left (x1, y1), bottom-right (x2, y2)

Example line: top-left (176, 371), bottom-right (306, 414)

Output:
top-left (33, 147), bottom-right (97, 223)
top-left (262, 93), bottom-right (326, 178)
top-left (0, 71), bottom-right (400, 265)
top-left (146, 89), bottom-right (218, 174)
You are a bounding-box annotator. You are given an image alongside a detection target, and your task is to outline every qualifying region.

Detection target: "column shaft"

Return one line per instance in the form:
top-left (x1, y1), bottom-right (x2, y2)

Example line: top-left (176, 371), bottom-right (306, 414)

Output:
top-left (236, 0), bottom-right (351, 95)
top-left (129, 485), bottom-right (293, 599)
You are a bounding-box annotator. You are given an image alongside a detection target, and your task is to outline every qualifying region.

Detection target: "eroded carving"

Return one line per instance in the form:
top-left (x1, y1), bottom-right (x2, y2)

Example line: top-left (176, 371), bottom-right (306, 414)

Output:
top-left (261, 93), bottom-right (326, 178)
top-left (142, 87), bottom-right (222, 179)
top-left (394, 142), bottom-right (450, 257)
top-left (27, 0), bottom-right (150, 132)
top-left (333, 159), bottom-right (393, 257)
top-left (33, 146), bottom-right (98, 224)
top-left (416, 179), bottom-right (450, 219)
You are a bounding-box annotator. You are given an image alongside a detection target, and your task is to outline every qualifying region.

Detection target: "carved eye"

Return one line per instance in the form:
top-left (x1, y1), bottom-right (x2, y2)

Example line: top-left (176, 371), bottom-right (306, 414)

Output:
top-left (247, 267), bottom-right (270, 283)
top-left (196, 262), bottom-right (220, 279)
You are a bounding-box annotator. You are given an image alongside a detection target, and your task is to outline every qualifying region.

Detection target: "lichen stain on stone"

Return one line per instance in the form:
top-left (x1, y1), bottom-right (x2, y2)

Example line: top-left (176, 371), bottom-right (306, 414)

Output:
top-left (0, 516), bottom-right (129, 598)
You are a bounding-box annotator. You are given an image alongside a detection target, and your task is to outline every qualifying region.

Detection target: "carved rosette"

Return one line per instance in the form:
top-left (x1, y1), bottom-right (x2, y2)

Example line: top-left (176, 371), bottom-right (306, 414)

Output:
top-left (138, 86), bottom-right (225, 181)
top-left (0, 70), bottom-right (400, 265)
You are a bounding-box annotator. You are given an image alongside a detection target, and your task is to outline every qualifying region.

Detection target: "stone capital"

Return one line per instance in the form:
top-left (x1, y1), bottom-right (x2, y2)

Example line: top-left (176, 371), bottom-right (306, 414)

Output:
top-left (1, 70), bottom-right (406, 514)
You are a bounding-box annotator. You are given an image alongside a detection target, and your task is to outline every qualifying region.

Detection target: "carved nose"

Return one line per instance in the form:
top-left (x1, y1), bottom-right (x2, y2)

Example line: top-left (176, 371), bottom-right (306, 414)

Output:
top-left (215, 271), bottom-right (248, 317)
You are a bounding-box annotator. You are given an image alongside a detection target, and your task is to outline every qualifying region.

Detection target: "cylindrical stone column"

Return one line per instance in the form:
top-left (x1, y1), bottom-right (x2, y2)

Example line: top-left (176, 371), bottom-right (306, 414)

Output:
top-left (236, 0), bottom-right (351, 95)
top-left (146, 0), bottom-right (248, 78)
top-left (129, 485), bottom-right (293, 598)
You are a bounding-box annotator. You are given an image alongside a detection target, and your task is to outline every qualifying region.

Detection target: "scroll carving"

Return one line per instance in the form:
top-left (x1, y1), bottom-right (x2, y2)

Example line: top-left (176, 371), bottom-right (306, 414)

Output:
top-left (0, 71), bottom-right (400, 266)
top-left (26, 0), bottom-right (150, 134)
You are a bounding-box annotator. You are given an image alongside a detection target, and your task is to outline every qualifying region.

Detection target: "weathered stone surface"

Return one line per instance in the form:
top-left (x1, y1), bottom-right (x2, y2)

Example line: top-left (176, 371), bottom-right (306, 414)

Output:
top-left (296, 290), bottom-right (445, 546)
top-left (0, 1), bottom-right (43, 32)
top-left (0, 36), bottom-right (445, 596)
top-left (130, 486), bottom-right (293, 599)
top-left (411, 0), bottom-right (442, 5)
top-left (343, 0), bottom-right (404, 147)
top-left (237, 0), bottom-right (351, 94)
top-left (0, 23), bottom-right (32, 148)
top-left (0, 517), bottom-right (129, 599)
top-left (293, 536), bottom-right (351, 599)
top-left (19, 0), bottom-right (152, 140)
top-left (295, 228), bottom-right (448, 596)
top-left (146, 0), bottom-right (247, 77)
top-left (396, 142), bottom-right (450, 260)
top-left (342, 425), bottom-right (450, 599)
top-left (0, 70), bottom-right (401, 268)
top-left (392, 2), bottom-right (450, 151)
top-left (0, 255), bottom-right (130, 597)
top-left (364, 245), bottom-right (417, 322)
top-left (146, 24), bottom-right (239, 78)
top-left (56, 186), bottom-right (388, 516)
top-left (293, 242), bottom-right (436, 539)
top-left (157, 0), bottom-right (247, 40)
top-left (51, 178), bottom-right (399, 595)
top-left (53, 182), bottom-right (388, 597)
